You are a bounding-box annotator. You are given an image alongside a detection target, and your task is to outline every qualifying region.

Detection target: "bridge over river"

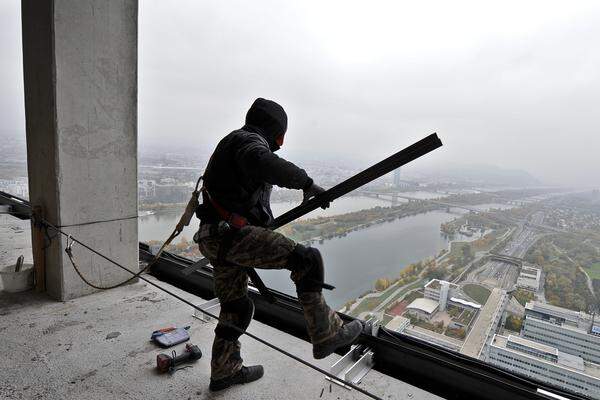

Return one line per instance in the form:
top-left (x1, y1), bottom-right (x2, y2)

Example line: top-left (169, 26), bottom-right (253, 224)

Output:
top-left (359, 190), bottom-right (484, 213)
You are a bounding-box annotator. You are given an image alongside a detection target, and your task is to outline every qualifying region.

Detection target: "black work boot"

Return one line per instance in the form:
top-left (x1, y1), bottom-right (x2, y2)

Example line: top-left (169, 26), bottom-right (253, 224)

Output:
top-left (209, 365), bottom-right (264, 392)
top-left (313, 320), bottom-right (363, 360)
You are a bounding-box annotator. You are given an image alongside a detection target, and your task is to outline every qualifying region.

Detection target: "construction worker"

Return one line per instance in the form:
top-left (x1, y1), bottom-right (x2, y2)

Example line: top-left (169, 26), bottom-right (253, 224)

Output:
top-left (196, 98), bottom-right (363, 391)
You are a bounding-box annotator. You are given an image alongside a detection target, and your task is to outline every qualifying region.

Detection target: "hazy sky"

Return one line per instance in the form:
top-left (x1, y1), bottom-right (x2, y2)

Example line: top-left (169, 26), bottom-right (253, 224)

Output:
top-left (1, 1), bottom-right (599, 185)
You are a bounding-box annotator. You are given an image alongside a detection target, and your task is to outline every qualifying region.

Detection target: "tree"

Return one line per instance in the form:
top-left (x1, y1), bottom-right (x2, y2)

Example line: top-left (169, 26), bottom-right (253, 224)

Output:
top-left (375, 278), bottom-right (390, 291)
top-left (505, 314), bottom-right (523, 332)
top-left (425, 265), bottom-right (447, 280)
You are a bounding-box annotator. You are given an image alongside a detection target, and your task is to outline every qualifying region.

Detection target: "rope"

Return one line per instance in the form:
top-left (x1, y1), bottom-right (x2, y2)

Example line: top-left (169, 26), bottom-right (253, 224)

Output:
top-left (56, 177), bottom-right (204, 289)
top-left (63, 226), bottom-right (179, 290)
top-left (56, 214), bottom-right (140, 228)
top-left (40, 219), bottom-right (383, 400)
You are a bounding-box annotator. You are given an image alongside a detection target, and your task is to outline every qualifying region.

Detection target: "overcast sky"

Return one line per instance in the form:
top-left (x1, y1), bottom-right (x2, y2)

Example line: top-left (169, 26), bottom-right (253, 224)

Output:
top-left (1, 1), bottom-right (599, 186)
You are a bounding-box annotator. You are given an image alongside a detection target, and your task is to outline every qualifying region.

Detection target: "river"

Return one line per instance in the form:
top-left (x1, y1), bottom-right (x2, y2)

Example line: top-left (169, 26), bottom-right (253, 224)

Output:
top-left (138, 195), bottom-right (393, 244)
top-left (139, 194), bottom-right (476, 309)
top-left (260, 210), bottom-right (468, 309)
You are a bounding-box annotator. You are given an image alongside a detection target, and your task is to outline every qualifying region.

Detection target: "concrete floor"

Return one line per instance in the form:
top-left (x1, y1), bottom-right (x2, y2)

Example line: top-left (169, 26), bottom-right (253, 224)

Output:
top-left (0, 275), bottom-right (442, 400)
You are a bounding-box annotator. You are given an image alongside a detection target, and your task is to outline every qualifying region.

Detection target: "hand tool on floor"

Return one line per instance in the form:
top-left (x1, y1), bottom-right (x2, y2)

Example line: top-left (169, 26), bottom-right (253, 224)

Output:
top-left (156, 343), bottom-right (202, 374)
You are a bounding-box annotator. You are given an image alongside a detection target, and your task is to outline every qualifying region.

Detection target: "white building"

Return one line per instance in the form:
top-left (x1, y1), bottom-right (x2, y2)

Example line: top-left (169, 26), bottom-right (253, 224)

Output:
top-left (488, 334), bottom-right (600, 399)
top-left (423, 279), bottom-right (477, 311)
top-left (424, 279), bottom-right (459, 303)
top-left (439, 281), bottom-right (449, 311)
top-left (522, 301), bottom-right (600, 364)
top-left (393, 168), bottom-right (402, 188)
top-left (516, 265), bottom-right (541, 291)
top-left (0, 178), bottom-right (29, 199)
top-left (406, 298), bottom-right (439, 321)
top-left (138, 179), bottom-right (156, 199)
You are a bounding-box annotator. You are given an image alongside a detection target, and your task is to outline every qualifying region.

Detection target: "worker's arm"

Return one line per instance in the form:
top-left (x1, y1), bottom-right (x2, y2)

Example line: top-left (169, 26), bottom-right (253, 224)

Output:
top-left (237, 140), bottom-right (311, 190)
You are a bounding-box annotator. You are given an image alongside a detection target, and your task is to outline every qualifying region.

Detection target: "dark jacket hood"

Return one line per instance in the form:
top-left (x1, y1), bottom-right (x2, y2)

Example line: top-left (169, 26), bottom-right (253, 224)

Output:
top-left (244, 98), bottom-right (287, 151)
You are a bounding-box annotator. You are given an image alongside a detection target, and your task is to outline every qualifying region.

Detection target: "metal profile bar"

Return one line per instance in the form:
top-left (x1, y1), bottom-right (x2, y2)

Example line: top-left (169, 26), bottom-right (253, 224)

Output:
top-left (270, 133), bottom-right (442, 229)
top-left (0, 190), bottom-right (32, 220)
top-left (345, 349), bottom-right (375, 384)
top-left (193, 297), bottom-right (221, 322)
top-left (327, 344), bottom-right (375, 389)
top-left (327, 347), bottom-right (357, 388)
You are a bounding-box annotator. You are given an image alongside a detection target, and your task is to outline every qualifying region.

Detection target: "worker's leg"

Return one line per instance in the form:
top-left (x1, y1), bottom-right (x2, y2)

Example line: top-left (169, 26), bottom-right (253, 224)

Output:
top-left (286, 243), bottom-right (343, 344)
top-left (209, 263), bottom-right (253, 380)
top-left (200, 225), bottom-right (344, 348)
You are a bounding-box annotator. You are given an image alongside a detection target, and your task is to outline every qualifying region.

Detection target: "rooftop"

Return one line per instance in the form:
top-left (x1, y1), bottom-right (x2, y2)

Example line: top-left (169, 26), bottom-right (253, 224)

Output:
top-left (424, 279), bottom-right (458, 291)
top-left (506, 335), bottom-right (558, 357)
top-left (425, 279), bottom-right (441, 290)
top-left (526, 301), bottom-right (589, 320)
top-left (525, 301), bottom-right (594, 332)
top-left (0, 276), bottom-right (441, 400)
top-left (520, 265), bottom-right (540, 274)
top-left (406, 298), bottom-right (439, 315)
top-left (461, 288), bottom-right (505, 358)
top-left (385, 316), bottom-right (410, 332)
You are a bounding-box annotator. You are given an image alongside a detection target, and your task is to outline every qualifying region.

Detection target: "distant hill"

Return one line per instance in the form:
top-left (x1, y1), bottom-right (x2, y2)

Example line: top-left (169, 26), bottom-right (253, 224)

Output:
top-left (411, 163), bottom-right (541, 187)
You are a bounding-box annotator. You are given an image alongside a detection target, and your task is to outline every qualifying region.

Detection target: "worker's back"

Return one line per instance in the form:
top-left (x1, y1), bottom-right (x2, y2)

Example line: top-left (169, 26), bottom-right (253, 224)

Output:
top-left (202, 128), bottom-right (274, 226)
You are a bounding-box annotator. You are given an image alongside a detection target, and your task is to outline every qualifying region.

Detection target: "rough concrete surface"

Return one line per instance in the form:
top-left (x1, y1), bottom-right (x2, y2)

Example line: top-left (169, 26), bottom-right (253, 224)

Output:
top-left (0, 275), bottom-right (441, 400)
top-left (22, 0), bottom-right (139, 300)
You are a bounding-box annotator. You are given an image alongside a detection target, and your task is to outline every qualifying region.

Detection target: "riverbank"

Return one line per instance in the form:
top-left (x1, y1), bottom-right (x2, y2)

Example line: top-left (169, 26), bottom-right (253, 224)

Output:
top-left (279, 201), bottom-right (442, 243)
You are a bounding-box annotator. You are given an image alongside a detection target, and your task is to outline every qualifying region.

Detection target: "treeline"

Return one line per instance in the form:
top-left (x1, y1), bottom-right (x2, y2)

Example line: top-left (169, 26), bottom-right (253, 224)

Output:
top-left (373, 258), bottom-right (437, 291)
top-left (443, 188), bottom-right (555, 206)
top-left (281, 201), bottom-right (440, 243)
top-left (513, 289), bottom-right (534, 306)
top-left (525, 235), bottom-right (596, 312)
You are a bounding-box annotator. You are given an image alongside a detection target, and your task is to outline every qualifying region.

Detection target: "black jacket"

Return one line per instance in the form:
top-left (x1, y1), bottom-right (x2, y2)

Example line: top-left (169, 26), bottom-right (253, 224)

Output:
top-left (201, 99), bottom-right (312, 226)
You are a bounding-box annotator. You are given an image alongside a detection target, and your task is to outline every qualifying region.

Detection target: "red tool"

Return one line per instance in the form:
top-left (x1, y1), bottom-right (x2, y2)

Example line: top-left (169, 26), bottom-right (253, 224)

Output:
top-left (156, 343), bottom-right (202, 374)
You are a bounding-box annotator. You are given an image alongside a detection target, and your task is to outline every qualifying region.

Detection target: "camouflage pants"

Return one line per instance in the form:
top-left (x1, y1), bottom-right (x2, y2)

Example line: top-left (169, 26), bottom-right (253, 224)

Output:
top-left (197, 224), bottom-right (342, 380)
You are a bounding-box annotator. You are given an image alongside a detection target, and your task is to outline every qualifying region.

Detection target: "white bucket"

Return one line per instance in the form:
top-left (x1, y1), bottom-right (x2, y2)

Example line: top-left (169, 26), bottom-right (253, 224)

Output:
top-left (0, 263), bottom-right (34, 293)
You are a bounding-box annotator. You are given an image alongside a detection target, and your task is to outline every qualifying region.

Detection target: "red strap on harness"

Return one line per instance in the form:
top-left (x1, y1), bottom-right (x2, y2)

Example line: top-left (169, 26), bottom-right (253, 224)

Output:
top-left (202, 188), bottom-right (248, 229)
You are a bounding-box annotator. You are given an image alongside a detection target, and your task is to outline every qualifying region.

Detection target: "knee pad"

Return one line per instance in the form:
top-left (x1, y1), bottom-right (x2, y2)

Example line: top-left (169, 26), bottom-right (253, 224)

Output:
top-left (214, 296), bottom-right (254, 341)
top-left (290, 245), bottom-right (325, 294)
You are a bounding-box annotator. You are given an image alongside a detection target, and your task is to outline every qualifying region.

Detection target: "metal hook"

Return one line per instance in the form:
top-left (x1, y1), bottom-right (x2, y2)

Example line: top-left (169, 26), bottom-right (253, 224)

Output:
top-left (66, 235), bottom-right (74, 254)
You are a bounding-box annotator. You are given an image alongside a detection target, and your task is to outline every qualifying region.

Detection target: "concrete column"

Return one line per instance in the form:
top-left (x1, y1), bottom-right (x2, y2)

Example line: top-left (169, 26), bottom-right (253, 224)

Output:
top-left (22, 0), bottom-right (138, 300)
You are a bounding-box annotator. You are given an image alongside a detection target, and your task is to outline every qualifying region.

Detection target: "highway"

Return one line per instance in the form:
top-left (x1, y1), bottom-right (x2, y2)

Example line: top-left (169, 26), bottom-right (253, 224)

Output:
top-left (465, 212), bottom-right (545, 290)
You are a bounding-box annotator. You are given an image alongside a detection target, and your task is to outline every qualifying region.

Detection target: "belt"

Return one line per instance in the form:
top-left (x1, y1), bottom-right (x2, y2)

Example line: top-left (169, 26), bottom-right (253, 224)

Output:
top-left (202, 188), bottom-right (248, 229)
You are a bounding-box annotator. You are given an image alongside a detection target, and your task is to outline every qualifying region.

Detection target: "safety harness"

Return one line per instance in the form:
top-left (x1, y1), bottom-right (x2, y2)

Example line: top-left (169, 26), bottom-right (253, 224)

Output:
top-left (201, 185), bottom-right (249, 230)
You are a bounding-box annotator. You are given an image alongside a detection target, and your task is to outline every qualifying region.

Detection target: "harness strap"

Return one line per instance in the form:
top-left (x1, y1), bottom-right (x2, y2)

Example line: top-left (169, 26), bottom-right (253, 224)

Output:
top-left (202, 187), bottom-right (248, 229)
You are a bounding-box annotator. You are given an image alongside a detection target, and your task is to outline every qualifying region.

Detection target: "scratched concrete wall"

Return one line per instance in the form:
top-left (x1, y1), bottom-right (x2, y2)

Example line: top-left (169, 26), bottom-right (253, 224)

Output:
top-left (23, 0), bottom-right (139, 300)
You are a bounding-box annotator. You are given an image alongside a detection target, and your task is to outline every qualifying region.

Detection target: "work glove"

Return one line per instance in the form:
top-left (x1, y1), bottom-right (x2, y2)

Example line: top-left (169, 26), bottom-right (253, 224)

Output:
top-left (302, 180), bottom-right (330, 209)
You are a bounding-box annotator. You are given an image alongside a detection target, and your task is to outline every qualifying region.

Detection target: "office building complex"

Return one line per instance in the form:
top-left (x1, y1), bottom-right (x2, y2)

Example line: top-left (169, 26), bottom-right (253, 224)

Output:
top-left (488, 334), bottom-right (600, 399)
top-left (522, 301), bottom-right (600, 364)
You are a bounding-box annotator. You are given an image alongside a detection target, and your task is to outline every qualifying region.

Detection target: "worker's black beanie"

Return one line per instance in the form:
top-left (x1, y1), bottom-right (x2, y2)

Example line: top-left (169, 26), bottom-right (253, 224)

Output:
top-left (245, 98), bottom-right (288, 140)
